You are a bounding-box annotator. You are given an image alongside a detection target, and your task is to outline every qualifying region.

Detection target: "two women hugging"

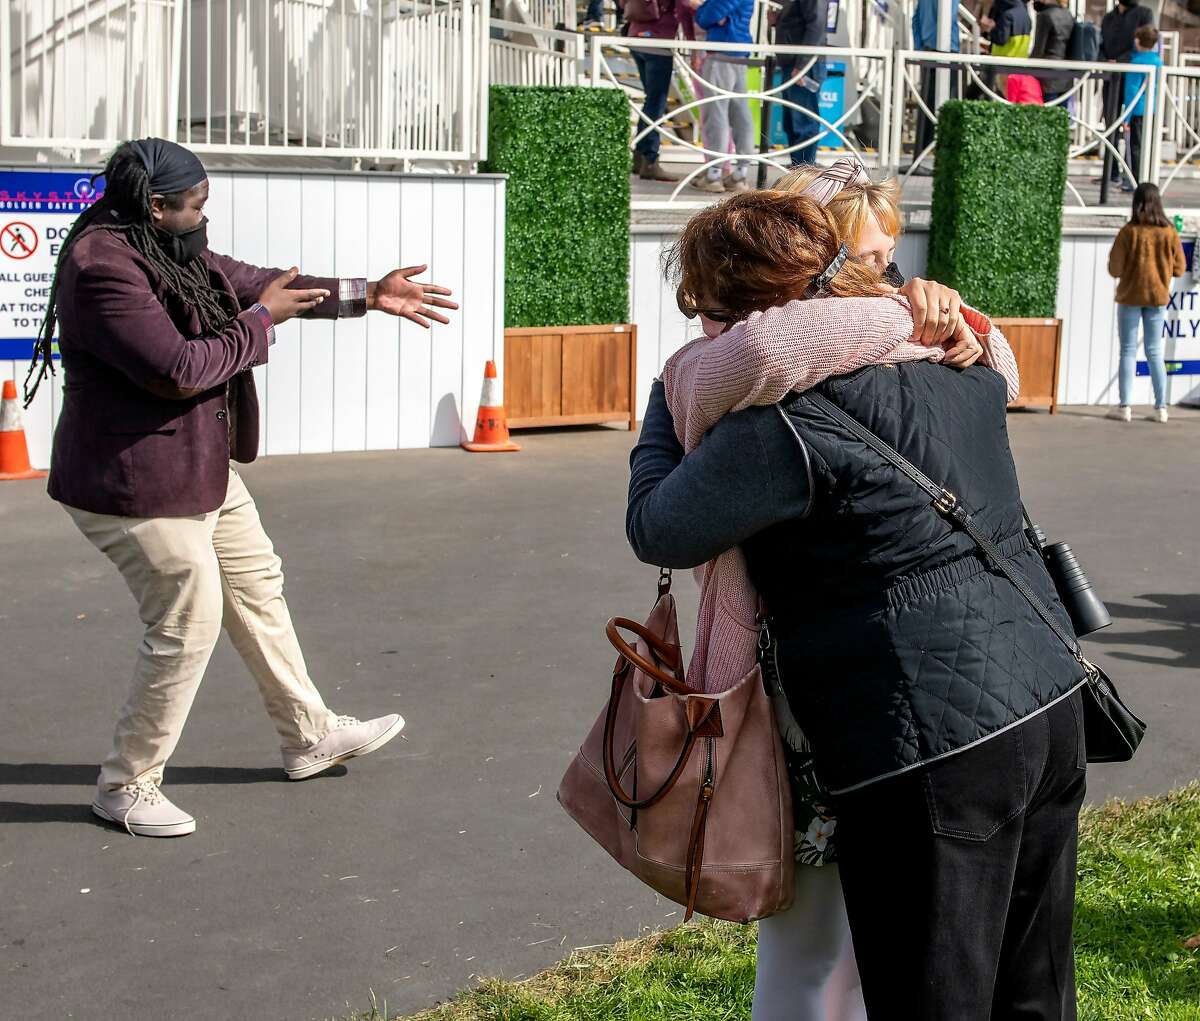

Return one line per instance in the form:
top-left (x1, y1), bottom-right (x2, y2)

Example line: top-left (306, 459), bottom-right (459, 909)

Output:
top-left (639, 159), bottom-right (1019, 697)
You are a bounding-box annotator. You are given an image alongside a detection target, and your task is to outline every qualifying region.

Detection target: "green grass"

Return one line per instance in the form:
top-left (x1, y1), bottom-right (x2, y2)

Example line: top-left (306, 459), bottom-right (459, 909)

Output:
top-left (347, 784), bottom-right (1200, 1020)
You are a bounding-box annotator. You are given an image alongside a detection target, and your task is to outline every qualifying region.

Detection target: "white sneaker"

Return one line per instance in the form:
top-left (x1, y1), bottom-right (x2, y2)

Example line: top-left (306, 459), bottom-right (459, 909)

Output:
top-left (1106, 406), bottom-right (1132, 422)
top-left (691, 175), bottom-right (726, 194)
top-left (92, 781), bottom-right (196, 837)
top-left (282, 714), bottom-right (406, 780)
top-left (1148, 407), bottom-right (1169, 423)
top-left (724, 175), bottom-right (751, 193)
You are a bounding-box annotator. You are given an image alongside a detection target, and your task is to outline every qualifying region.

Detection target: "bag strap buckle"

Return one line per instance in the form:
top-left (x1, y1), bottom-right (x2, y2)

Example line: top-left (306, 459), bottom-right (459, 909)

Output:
top-left (934, 489), bottom-right (959, 515)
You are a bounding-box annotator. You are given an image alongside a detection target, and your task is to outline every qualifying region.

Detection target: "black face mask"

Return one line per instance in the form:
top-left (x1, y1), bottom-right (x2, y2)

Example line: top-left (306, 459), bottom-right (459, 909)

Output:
top-left (157, 216), bottom-right (208, 266)
top-left (882, 261), bottom-right (906, 289)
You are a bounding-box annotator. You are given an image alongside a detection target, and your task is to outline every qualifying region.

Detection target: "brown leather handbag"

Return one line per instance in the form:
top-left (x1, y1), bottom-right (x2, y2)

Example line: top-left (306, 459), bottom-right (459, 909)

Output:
top-left (557, 572), bottom-right (794, 923)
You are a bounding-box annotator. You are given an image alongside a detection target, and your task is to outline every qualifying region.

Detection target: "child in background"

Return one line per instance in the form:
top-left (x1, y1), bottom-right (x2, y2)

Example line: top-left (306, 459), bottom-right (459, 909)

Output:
top-left (1123, 24), bottom-right (1162, 190)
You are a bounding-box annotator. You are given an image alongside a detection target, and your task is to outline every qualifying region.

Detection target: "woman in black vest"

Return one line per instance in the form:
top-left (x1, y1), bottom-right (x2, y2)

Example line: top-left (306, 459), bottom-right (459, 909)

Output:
top-left (628, 194), bottom-right (1087, 1020)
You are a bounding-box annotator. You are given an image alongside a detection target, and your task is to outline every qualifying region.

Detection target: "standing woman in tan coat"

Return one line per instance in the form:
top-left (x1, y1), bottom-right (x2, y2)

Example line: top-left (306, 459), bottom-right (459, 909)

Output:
top-left (1107, 183), bottom-right (1186, 422)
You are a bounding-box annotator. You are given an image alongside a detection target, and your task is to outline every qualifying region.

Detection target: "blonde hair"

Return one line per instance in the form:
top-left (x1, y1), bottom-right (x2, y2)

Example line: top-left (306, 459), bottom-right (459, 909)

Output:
top-left (774, 166), bottom-right (903, 247)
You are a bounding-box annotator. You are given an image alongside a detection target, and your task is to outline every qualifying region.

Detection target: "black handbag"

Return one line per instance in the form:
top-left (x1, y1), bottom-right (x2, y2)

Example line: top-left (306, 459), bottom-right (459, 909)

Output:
top-left (805, 392), bottom-right (1146, 764)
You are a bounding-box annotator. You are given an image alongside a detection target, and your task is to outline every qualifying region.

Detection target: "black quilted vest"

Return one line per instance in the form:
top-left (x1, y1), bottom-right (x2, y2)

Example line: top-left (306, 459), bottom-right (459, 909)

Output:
top-left (743, 361), bottom-right (1085, 794)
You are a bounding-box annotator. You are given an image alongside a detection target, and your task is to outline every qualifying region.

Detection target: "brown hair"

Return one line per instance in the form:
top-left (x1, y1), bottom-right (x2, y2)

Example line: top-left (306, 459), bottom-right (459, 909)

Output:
top-left (1131, 182), bottom-right (1171, 228)
top-left (1134, 24), bottom-right (1159, 49)
top-left (774, 165), bottom-right (903, 247)
top-left (666, 192), bottom-right (889, 324)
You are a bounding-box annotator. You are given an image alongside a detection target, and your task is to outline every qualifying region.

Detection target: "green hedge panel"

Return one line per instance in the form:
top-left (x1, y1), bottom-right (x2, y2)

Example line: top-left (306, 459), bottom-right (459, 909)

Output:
top-left (927, 101), bottom-right (1069, 318)
top-left (485, 86), bottom-right (630, 328)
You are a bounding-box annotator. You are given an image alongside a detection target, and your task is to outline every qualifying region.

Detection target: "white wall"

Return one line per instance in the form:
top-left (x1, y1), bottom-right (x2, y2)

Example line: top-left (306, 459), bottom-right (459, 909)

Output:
top-left (7, 170), bottom-right (506, 470)
top-left (628, 227), bottom-right (1200, 415)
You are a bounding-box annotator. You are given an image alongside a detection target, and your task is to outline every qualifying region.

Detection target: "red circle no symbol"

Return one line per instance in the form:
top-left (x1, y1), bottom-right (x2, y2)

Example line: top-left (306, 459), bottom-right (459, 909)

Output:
top-left (1, 222), bottom-right (39, 260)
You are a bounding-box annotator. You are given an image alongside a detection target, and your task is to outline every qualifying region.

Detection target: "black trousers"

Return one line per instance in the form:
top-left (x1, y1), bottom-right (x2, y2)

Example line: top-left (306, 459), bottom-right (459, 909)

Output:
top-left (915, 63), bottom-right (960, 157)
top-left (835, 690), bottom-right (1087, 1021)
top-left (1128, 115), bottom-right (1145, 184)
top-left (1104, 73), bottom-right (1125, 181)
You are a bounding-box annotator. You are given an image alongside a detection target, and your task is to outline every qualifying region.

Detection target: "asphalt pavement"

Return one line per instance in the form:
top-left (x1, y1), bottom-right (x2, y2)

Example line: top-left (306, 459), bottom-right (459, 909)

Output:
top-left (1, 406), bottom-right (1197, 1021)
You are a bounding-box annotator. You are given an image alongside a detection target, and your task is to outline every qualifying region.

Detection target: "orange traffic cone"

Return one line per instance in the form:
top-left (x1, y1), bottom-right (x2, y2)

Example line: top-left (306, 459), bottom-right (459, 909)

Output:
top-left (0, 379), bottom-right (47, 481)
top-left (462, 360), bottom-right (520, 453)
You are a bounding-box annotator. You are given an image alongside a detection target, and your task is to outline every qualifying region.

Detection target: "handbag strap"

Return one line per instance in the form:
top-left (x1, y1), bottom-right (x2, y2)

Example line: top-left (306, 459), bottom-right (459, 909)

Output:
top-left (804, 392), bottom-right (1088, 668)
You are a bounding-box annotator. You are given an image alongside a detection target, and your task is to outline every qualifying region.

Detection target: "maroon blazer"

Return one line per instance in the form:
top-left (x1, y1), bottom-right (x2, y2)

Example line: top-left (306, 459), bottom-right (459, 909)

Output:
top-left (49, 224), bottom-right (345, 517)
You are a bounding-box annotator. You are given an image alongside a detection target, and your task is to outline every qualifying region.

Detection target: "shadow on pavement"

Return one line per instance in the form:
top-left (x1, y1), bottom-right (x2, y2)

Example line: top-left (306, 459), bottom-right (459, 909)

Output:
top-left (0, 762), bottom-right (349, 787)
top-left (0, 763), bottom-right (349, 825)
top-left (1087, 594), bottom-right (1200, 671)
top-left (0, 802), bottom-right (106, 826)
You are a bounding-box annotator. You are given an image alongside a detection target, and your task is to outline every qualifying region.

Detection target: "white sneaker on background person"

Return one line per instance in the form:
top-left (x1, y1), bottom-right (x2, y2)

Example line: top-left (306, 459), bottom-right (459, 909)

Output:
top-left (281, 714), bottom-right (406, 780)
top-left (724, 174), bottom-right (751, 193)
top-left (1107, 406), bottom-right (1132, 422)
top-left (92, 781), bottom-right (196, 837)
top-left (1148, 407), bottom-right (1169, 423)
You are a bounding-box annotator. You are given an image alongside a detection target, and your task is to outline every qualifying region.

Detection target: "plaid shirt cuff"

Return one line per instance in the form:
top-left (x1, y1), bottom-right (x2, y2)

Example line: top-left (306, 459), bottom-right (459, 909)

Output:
top-left (339, 278), bottom-right (368, 318)
top-left (249, 302), bottom-right (276, 346)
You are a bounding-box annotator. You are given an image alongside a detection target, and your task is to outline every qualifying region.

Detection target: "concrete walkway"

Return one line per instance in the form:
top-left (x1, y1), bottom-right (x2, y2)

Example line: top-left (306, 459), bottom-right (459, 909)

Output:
top-left (1, 407), bottom-right (1197, 1021)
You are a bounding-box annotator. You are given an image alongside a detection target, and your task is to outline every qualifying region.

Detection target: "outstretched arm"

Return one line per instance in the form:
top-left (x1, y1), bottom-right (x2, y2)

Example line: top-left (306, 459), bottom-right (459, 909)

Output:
top-left (209, 254), bottom-right (458, 327)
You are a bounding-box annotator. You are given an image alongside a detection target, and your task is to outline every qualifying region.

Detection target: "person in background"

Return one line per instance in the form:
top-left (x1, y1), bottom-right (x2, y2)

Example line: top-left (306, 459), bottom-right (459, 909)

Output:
top-left (692, 0), bottom-right (757, 193)
top-left (774, 0), bottom-right (830, 167)
top-left (581, 0), bottom-right (606, 28)
top-left (980, 0), bottom-right (1032, 93)
top-left (28, 139), bottom-right (457, 837)
top-left (1107, 182), bottom-right (1184, 423)
top-left (1101, 0), bottom-right (1155, 184)
top-left (1122, 23), bottom-right (1161, 189)
top-left (1031, 0), bottom-right (1076, 105)
top-left (625, 0), bottom-right (695, 183)
top-left (911, 0), bottom-right (960, 164)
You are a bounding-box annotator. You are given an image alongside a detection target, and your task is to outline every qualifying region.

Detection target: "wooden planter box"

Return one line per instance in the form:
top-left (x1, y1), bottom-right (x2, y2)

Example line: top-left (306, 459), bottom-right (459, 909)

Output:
top-left (994, 317), bottom-right (1063, 414)
top-left (504, 324), bottom-right (638, 431)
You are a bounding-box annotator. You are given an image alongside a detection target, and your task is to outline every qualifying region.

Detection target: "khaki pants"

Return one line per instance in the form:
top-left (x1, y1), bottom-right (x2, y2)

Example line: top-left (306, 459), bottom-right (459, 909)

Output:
top-left (65, 468), bottom-right (339, 791)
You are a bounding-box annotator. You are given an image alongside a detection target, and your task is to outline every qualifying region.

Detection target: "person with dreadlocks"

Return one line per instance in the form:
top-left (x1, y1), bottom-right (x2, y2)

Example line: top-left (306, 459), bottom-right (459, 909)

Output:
top-left (30, 138), bottom-right (458, 838)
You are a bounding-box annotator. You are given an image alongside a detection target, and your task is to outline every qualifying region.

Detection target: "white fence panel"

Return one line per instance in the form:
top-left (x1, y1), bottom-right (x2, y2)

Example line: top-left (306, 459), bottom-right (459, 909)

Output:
top-left (4, 170), bottom-right (506, 469)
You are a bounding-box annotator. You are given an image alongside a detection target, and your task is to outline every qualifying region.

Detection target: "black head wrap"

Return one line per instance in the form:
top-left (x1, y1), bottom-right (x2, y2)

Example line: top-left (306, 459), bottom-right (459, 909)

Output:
top-left (128, 137), bottom-right (207, 195)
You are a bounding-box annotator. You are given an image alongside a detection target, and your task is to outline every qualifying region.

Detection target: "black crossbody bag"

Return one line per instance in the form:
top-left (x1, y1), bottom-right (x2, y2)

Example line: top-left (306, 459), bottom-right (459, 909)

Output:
top-left (805, 392), bottom-right (1146, 763)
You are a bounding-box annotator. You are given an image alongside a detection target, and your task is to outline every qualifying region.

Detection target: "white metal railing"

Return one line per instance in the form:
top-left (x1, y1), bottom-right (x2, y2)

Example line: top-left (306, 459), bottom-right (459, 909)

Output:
top-left (589, 36), bottom-right (892, 205)
top-left (490, 18), bottom-right (583, 86)
top-left (891, 49), bottom-right (1158, 208)
top-left (1, 0), bottom-right (490, 166)
top-left (8, 0), bottom-right (1200, 199)
top-left (591, 35), bottom-right (1200, 212)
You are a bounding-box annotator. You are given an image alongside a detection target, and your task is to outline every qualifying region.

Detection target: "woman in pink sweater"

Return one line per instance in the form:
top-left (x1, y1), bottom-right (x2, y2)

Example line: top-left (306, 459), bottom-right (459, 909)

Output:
top-left (629, 187), bottom-right (1017, 1021)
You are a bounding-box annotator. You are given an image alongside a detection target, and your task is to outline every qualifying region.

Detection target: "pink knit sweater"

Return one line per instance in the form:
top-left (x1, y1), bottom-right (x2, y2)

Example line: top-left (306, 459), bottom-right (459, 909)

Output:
top-left (661, 296), bottom-right (1020, 693)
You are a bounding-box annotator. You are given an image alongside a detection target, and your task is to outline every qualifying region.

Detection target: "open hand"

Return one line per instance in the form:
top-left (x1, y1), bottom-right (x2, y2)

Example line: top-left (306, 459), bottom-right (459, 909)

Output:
top-left (256, 268), bottom-right (329, 325)
top-left (370, 265), bottom-right (459, 327)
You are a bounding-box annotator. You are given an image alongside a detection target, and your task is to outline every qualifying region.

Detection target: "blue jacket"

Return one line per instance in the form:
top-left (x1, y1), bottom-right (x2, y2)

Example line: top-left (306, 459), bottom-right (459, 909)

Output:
top-left (1124, 49), bottom-right (1161, 119)
top-left (695, 0), bottom-right (755, 52)
top-left (912, 0), bottom-right (960, 51)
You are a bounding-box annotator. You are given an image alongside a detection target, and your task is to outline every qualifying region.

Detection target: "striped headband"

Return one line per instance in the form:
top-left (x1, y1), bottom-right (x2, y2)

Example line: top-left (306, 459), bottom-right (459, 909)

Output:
top-left (798, 157), bottom-right (872, 207)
